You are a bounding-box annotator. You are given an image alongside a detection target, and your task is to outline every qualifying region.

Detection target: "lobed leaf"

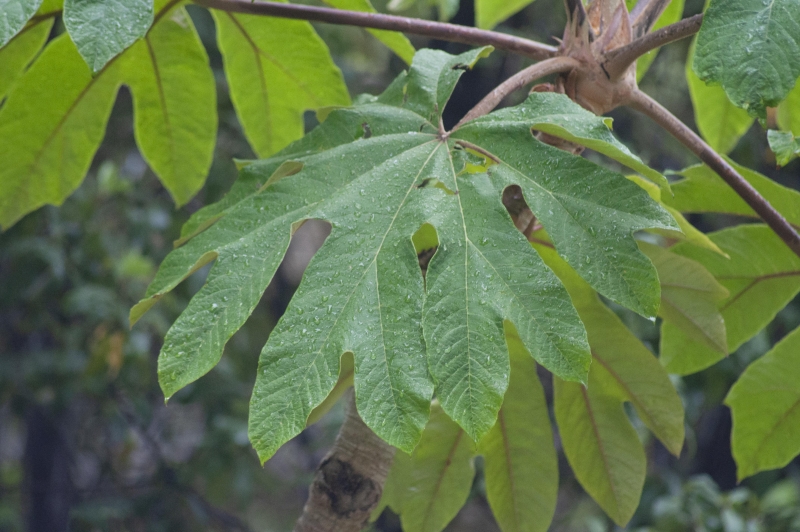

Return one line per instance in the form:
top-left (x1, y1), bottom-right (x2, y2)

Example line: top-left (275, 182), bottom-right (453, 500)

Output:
top-left (322, 0), bottom-right (416, 64)
top-left (693, 0), bottom-right (800, 118)
top-left (478, 325), bottom-right (558, 532)
top-left (686, 40), bottom-right (754, 155)
top-left (64, 0), bottom-right (154, 72)
top-left (0, 0), bottom-right (43, 47)
top-left (726, 326), bottom-right (800, 481)
top-left (640, 242), bottom-right (728, 354)
top-left (121, 4), bottom-right (217, 205)
top-left (0, 34), bottom-right (122, 229)
top-left (383, 401), bottom-right (476, 532)
top-left (661, 225), bottom-right (800, 375)
top-left (212, 9), bottom-right (351, 157)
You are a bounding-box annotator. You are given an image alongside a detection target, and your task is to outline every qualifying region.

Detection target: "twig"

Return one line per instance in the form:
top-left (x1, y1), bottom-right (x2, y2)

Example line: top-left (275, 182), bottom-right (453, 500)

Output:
top-left (193, 0), bottom-right (558, 60)
top-left (455, 56), bottom-right (581, 128)
top-left (626, 88), bottom-right (800, 259)
top-left (604, 14), bottom-right (703, 80)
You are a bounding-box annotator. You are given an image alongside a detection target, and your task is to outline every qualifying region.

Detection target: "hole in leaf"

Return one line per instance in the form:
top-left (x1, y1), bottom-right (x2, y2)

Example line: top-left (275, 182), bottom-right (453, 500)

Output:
top-left (412, 223), bottom-right (439, 280)
top-left (502, 185), bottom-right (541, 240)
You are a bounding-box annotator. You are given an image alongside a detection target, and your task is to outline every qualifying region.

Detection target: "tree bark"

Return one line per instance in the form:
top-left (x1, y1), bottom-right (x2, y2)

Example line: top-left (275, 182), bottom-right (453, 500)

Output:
top-left (295, 389), bottom-right (396, 532)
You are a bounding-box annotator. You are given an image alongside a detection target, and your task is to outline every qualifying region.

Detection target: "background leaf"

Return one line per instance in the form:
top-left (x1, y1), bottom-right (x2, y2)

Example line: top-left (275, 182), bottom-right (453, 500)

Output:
top-left (666, 161), bottom-right (800, 226)
top-left (322, 0), bottom-right (416, 64)
top-left (777, 81), bottom-right (800, 135)
top-left (693, 0), bottom-right (800, 117)
top-left (122, 4), bottom-right (217, 205)
top-left (475, 0), bottom-right (535, 30)
top-left (384, 402), bottom-right (476, 532)
top-left (212, 9), bottom-right (351, 157)
top-left (661, 225), bottom-right (800, 375)
top-left (768, 129), bottom-right (800, 167)
top-left (726, 326), bottom-right (800, 480)
top-left (478, 324), bottom-right (558, 532)
top-left (0, 34), bottom-right (121, 229)
top-left (0, 0), bottom-right (43, 47)
top-left (635, 0), bottom-right (685, 81)
top-left (641, 242), bottom-right (728, 354)
top-left (64, 0), bottom-right (154, 72)
top-left (686, 40), bottom-right (754, 154)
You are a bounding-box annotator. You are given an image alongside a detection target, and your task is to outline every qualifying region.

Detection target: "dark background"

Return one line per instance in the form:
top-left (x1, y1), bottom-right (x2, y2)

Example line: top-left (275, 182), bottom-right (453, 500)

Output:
top-left (2, 0), bottom-right (800, 530)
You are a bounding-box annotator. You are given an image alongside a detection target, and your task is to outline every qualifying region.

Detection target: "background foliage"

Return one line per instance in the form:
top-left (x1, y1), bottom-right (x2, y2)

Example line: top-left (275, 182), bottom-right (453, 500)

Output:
top-left (3, 0), bottom-right (800, 530)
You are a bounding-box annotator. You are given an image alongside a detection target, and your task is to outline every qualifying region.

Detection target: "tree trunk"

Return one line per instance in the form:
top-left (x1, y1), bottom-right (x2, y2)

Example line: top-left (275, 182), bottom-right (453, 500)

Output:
top-left (294, 389), bottom-right (396, 532)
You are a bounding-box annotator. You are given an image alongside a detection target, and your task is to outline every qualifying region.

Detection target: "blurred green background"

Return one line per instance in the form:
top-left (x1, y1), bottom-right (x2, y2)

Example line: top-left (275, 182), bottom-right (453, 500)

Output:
top-left (2, 0), bottom-right (800, 530)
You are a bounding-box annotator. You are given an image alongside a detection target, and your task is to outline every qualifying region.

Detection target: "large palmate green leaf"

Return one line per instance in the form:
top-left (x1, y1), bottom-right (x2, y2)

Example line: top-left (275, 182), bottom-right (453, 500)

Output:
top-left (538, 241), bottom-right (683, 524)
top-left (661, 225), bottom-right (800, 375)
top-left (640, 242), bottom-right (728, 354)
top-left (686, 41), bottom-right (754, 155)
top-left (475, 0), bottom-right (535, 29)
top-left (693, 0), bottom-right (800, 117)
top-left (211, 9), bottom-right (351, 157)
top-left (136, 48), bottom-right (673, 462)
top-left (0, 13), bottom-right (53, 101)
top-left (0, 34), bottom-right (122, 229)
top-left (0, 0), bottom-right (43, 47)
top-left (64, 0), bottom-right (154, 72)
top-left (727, 326), bottom-right (800, 480)
top-left (666, 162), bottom-right (800, 227)
top-left (478, 325), bottom-right (558, 532)
top-left (322, 0), bottom-right (415, 63)
top-left (383, 402), bottom-right (476, 532)
top-left (122, 3), bottom-right (216, 205)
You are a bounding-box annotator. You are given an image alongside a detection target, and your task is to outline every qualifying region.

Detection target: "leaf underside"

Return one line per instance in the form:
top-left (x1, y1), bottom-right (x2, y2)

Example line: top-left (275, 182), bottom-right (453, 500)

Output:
top-left (134, 48), bottom-right (676, 462)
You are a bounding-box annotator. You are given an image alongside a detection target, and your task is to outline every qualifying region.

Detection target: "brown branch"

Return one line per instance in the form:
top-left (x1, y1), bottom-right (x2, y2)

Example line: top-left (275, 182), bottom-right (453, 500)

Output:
top-left (604, 14), bottom-right (703, 80)
top-left (626, 88), bottom-right (800, 259)
top-left (294, 389), bottom-right (395, 532)
top-left (193, 0), bottom-right (557, 60)
top-left (454, 56), bottom-right (580, 128)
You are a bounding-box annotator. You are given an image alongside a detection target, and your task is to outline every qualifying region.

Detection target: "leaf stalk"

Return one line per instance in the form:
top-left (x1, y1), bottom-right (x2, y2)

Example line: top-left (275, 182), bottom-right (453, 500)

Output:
top-left (192, 0), bottom-right (558, 60)
top-left (626, 88), bottom-right (800, 259)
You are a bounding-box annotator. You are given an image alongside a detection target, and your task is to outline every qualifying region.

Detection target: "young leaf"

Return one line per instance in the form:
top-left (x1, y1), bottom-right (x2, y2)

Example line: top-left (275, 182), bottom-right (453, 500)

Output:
top-left (383, 401), bottom-right (477, 532)
top-left (121, 4), bottom-right (217, 205)
top-left (666, 162), bottom-right (800, 227)
top-left (321, 0), bottom-right (416, 64)
top-left (475, 0), bottom-right (535, 30)
top-left (640, 242), bottom-right (728, 354)
top-left (726, 326), bottom-right (800, 481)
top-left (768, 129), bottom-right (800, 167)
top-left (0, 34), bottom-right (122, 229)
top-left (626, 175), bottom-right (726, 257)
top-left (0, 15), bottom-right (53, 101)
top-left (63, 0), bottom-right (154, 72)
top-left (211, 10), bottom-right (351, 157)
top-left (456, 99), bottom-right (678, 318)
top-left (693, 0), bottom-right (800, 117)
top-left (536, 242), bottom-right (685, 457)
top-left (478, 325), bottom-right (558, 532)
top-left (0, 0), bottom-right (43, 47)
top-left (686, 41), bottom-right (754, 155)
top-left (661, 225), bottom-right (800, 375)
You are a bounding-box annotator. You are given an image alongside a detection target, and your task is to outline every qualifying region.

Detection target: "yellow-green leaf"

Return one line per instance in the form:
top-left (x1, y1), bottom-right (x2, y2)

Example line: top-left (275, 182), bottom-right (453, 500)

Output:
top-left (479, 324), bottom-right (558, 532)
top-left (122, 5), bottom-right (216, 205)
top-left (476, 0), bottom-right (535, 30)
top-left (727, 326), bottom-right (800, 481)
top-left (0, 34), bottom-right (121, 229)
top-left (212, 9), bottom-right (350, 157)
